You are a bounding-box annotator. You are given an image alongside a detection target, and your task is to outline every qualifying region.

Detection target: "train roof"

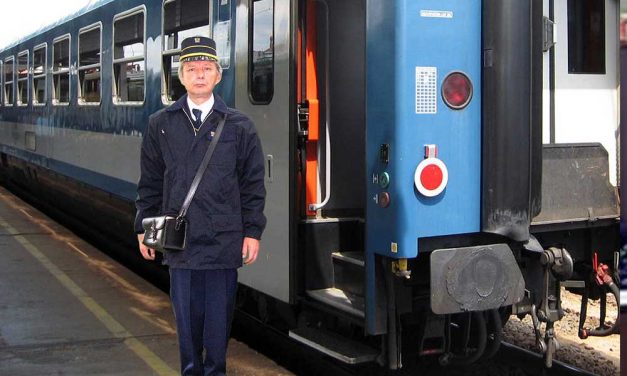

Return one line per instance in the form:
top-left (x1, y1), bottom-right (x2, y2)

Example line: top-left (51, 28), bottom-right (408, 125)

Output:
top-left (0, 0), bottom-right (114, 51)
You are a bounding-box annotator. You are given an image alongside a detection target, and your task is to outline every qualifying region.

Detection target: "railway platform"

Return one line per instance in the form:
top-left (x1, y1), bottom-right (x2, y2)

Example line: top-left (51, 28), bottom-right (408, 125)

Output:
top-left (0, 187), bottom-right (292, 376)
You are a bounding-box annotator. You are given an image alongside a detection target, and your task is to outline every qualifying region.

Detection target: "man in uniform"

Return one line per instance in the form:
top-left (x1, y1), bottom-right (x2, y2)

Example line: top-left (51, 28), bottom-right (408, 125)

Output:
top-left (135, 36), bottom-right (266, 376)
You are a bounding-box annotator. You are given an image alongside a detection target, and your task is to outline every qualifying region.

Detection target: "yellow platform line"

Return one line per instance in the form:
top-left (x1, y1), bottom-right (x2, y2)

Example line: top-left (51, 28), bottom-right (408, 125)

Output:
top-left (0, 217), bottom-right (177, 376)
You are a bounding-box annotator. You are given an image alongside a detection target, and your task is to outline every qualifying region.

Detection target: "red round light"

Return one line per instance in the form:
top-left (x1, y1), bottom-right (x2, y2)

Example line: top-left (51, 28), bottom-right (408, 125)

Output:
top-left (442, 72), bottom-right (472, 109)
top-left (420, 164), bottom-right (443, 191)
top-left (378, 192), bottom-right (391, 208)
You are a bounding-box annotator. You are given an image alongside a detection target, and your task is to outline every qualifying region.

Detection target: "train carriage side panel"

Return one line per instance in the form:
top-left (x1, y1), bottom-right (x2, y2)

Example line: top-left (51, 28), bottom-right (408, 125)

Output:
top-left (365, 0), bottom-right (482, 260)
top-left (548, 0), bottom-right (619, 186)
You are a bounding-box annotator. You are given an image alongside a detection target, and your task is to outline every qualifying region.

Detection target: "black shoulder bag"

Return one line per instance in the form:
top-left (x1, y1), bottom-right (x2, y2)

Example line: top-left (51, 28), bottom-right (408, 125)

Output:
top-left (142, 114), bottom-right (226, 253)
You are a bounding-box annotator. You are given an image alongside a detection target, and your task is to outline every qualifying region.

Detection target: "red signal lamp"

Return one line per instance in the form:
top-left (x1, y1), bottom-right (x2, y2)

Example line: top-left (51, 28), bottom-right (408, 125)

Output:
top-left (442, 71), bottom-right (472, 110)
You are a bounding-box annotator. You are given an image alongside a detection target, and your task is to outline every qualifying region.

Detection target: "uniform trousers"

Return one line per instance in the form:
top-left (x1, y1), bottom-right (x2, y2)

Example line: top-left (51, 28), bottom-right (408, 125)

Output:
top-left (169, 268), bottom-right (238, 376)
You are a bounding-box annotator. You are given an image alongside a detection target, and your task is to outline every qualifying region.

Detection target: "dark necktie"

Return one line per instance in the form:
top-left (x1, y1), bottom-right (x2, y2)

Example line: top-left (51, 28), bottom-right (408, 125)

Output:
top-left (192, 109), bottom-right (202, 129)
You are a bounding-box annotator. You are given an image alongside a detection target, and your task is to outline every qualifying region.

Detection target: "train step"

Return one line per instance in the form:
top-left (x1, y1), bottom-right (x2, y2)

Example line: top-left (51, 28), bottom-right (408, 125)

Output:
top-left (306, 287), bottom-right (365, 318)
top-left (332, 251), bottom-right (365, 297)
top-left (331, 251), bottom-right (365, 266)
top-left (289, 326), bottom-right (378, 365)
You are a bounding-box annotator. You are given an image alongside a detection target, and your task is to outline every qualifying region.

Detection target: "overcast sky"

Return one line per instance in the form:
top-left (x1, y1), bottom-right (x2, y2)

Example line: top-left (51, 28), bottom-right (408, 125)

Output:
top-left (0, 0), bottom-right (93, 49)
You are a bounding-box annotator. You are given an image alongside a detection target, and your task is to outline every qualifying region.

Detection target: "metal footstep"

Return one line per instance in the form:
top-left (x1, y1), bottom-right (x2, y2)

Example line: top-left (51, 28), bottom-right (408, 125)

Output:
top-left (289, 326), bottom-right (378, 365)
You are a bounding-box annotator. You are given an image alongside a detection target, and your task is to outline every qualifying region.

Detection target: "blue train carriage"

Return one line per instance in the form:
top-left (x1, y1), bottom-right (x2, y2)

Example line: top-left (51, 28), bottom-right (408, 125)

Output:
top-left (0, 0), bottom-right (620, 371)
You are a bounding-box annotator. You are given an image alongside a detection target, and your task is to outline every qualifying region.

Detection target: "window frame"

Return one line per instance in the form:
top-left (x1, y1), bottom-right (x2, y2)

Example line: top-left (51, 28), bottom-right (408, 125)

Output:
top-left (32, 43), bottom-right (48, 106)
top-left (112, 6), bottom-right (147, 105)
top-left (52, 34), bottom-right (72, 106)
top-left (17, 50), bottom-right (29, 106)
top-left (4, 56), bottom-right (14, 106)
top-left (0, 60), bottom-right (3, 106)
top-left (78, 22), bottom-right (103, 105)
top-left (161, 0), bottom-right (212, 104)
top-left (213, 0), bottom-right (232, 70)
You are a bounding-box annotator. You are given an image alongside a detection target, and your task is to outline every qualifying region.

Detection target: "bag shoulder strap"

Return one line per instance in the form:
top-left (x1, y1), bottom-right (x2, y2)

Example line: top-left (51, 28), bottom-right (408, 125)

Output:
top-left (177, 114), bottom-right (227, 220)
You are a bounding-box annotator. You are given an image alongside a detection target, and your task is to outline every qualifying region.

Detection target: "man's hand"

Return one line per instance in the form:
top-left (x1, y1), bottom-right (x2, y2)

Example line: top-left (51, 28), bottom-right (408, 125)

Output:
top-left (242, 237), bottom-right (260, 265)
top-left (137, 233), bottom-right (156, 260)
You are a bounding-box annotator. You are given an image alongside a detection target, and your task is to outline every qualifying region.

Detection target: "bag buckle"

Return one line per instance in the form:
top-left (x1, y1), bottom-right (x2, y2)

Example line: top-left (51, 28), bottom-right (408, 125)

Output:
top-left (175, 215), bottom-right (186, 231)
top-left (150, 222), bottom-right (158, 241)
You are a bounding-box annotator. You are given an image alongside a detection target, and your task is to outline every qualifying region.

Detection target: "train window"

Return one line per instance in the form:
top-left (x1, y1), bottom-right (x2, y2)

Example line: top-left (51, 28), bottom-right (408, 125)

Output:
top-left (52, 36), bottom-right (71, 105)
top-left (249, 0), bottom-right (274, 104)
top-left (214, 0), bottom-right (232, 69)
top-left (567, 0), bottom-right (605, 74)
top-left (113, 8), bottom-right (146, 104)
top-left (162, 0), bottom-right (210, 103)
top-left (33, 44), bottom-right (47, 105)
top-left (78, 24), bottom-right (102, 104)
top-left (17, 51), bottom-right (29, 106)
top-left (4, 56), bottom-right (14, 106)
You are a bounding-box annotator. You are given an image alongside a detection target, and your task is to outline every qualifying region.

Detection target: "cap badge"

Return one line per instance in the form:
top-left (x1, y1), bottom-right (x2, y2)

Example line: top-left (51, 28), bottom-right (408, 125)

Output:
top-left (195, 37), bottom-right (200, 43)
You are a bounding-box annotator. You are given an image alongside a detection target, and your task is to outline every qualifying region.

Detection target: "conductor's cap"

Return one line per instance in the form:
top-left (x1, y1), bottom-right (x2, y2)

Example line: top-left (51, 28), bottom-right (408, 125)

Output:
top-left (180, 36), bottom-right (218, 62)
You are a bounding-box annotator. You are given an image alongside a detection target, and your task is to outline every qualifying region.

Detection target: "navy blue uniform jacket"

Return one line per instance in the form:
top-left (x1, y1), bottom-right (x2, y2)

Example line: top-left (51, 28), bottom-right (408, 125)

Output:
top-left (134, 94), bottom-right (266, 269)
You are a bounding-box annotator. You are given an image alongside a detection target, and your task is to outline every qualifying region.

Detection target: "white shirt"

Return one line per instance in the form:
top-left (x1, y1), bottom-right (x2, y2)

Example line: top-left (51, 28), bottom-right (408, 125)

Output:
top-left (187, 94), bottom-right (215, 123)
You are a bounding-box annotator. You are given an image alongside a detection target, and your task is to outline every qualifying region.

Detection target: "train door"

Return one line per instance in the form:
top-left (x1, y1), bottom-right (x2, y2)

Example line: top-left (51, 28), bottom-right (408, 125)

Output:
top-left (294, 0), bottom-right (367, 321)
top-left (235, 0), bottom-right (292, 303)
top-left (545, 0), bottom-right (619, 185)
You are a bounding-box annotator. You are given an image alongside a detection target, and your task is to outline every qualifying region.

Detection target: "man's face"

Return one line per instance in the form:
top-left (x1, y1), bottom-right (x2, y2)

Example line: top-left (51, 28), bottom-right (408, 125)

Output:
top-left (180, 60), bottom-right (221, 99)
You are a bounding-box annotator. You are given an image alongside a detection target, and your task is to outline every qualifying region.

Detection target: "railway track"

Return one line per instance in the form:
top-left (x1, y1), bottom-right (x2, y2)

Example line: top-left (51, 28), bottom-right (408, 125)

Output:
top-left (232, 305), bottom-right (597, 376)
